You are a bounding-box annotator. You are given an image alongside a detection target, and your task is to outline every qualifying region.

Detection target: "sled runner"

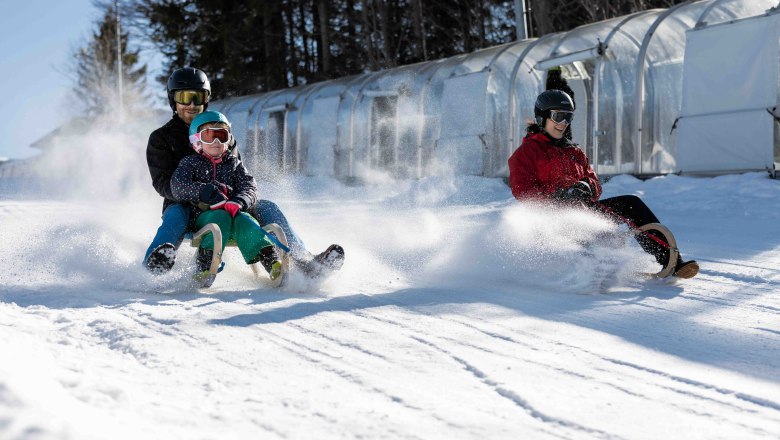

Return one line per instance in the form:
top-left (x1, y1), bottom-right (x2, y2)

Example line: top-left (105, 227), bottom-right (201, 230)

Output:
top-left (634, 222), bottom-right (679, 279)
top-left (190, 222), bottom-right (290, 288)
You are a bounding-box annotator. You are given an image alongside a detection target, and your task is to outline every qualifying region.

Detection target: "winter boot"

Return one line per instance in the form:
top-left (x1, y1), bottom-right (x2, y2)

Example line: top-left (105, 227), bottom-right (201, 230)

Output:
top-left (256, 246), bottom-right (283, 281)
top-left (145, 243), bottom-right (176, 274)
top-left (193, 247), bottom-right (217, 287)
top-left (673, 258), bottom-right (699, 279)
top-left (301, 244), bottom-right (345, 279)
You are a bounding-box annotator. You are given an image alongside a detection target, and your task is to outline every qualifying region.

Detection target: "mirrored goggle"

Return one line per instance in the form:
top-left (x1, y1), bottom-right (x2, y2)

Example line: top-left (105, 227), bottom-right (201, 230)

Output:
top-left (195, 128), bottom-right (231, 145)
top-left (550, 110), bottom-right (574, 125)
top-left (174, 89), bottom-right (209, 106)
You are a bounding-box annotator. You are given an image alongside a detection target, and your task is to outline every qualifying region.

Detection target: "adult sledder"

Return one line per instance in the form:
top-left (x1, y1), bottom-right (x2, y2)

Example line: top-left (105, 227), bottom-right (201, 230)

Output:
top-left (171, 111), bottom-right (284, 287)
top-left (508, 89), bottom-right (699, 279)
top-left (144, 67), bottom-right (344, 281)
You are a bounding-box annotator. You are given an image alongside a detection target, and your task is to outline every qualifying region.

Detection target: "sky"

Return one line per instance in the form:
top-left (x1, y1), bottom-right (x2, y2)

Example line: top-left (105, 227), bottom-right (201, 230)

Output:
top-left (0, 0), bottom-right (164, 160)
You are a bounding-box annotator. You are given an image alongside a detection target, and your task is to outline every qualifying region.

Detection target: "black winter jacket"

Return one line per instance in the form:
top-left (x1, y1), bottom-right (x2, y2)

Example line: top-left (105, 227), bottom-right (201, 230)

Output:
top-left (147, 114), bottom-right (239, 213)
top-left (146, 115), bottom-right (193, 213)
top-left (170, 153), bottom-right (258, 218)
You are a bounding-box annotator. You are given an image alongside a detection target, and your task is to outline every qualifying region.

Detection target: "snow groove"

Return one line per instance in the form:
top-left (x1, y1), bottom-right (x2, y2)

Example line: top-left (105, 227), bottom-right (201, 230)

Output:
top-left (257, 326), bottom-right (426, 413)
top-left (602, 357), bottom-right (780, 412)
top-left (408, 335), bottom-right (622, 440)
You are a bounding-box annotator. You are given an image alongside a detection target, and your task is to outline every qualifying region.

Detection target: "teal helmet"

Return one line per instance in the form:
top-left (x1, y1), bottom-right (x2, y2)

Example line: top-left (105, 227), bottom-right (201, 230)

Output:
top-left (189, 110), bottom-right (231, 136)
top-left (189, 111), bottom-right (232, 154)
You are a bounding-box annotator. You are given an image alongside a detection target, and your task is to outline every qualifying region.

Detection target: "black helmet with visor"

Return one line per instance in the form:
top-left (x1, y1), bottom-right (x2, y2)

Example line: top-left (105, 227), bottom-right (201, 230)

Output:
top-left (167, 67), bottom-right (211, 111)
top-left (534, 89), bottom-right (575, 127)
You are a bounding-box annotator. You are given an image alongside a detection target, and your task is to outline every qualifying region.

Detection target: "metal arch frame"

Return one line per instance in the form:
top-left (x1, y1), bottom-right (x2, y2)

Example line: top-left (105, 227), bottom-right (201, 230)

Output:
top-left (480, 41), bottom-right (531, 176)
top-left (222, 93), bottom-right (268, 164)
top-left (695, 0), bottom-right (732, 28)
top-left (386, 61), bottom-right (440, 178)
top-left (415, 53), bottom-right (471, 176)
top-left (542, 12), bottom-right (639, 72)
top-left (583, 10), bottom-right (657, 174)
top-left (246, 88), bottom-right (289, 169)
top-left (291, 81), bottom-right (332, 173)
top-left (347, 69), bottom-right (397, 177)
top-left (376, 62), bottom-right (438, 176)
top-left (633, 0), bottom-right (697, 175)
top-left (413, 60), bottom-right (448, 178)
top-left (337, 74), bottom-right (377, 178)
top-left (692, 0), bottom-right (780, 29)
top-left (507, 33), bottom-right (557, 164)
top-left (445, 45), bottom-right (517, 177)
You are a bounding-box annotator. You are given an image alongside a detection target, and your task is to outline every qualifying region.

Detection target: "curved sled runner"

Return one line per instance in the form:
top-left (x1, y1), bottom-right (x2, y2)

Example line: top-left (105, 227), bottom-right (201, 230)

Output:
top-left (634, 222), bottom-right (679, 279)
top-left (190, 222), bottom-right (290, 288)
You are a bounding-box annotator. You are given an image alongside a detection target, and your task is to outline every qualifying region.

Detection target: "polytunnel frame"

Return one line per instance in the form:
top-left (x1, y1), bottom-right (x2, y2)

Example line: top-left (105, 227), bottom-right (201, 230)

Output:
top-left (480, 40), bottom-right (534, 176)
top-left (694, 0), bottom-right (780, 27)
top-left (450, 44), bottom-right (520, 176)
top-left (291, 81), bottom-right (332, 173)
top-left (632, 1), bottom-right (695, 176)
top-left (547, 9), bottom-right (656, 175)
top-left (242, 89), bottom-right (288, 173)
top-left (376, 61), bottom-right (444, 176)
top-left (346, 69), bottom-right (398, 177)
top-left (218, 94), bottom-right (269, 168)
top-left (416, 53), bottom-right (472, 176)
top-left (507, 34), bottom-right (556, 164)
top-left (588, 9), bottom-right (663, 173)
top-left (412, 61), bottom-right (448, 178)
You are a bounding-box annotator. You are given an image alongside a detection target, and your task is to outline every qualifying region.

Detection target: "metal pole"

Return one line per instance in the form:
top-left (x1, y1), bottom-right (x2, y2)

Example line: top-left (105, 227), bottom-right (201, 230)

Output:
top-left (514, 0), bottom-right (528, 40)
top-left (116, 0), bottom-right (123, 123)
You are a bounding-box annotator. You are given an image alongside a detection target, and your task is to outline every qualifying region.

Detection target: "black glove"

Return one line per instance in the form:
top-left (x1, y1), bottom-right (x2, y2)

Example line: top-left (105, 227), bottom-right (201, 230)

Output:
top-left (213, 181), bottom-right (233, 198)
top-left (199, 183), bottom-right (228, 210)
top-left (553, 181), bottom-right (592, 203)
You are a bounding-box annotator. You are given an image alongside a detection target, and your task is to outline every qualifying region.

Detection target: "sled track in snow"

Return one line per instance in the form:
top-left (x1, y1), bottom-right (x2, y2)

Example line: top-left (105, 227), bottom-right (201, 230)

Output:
top-left (342, 303), bottom-right (780, 438)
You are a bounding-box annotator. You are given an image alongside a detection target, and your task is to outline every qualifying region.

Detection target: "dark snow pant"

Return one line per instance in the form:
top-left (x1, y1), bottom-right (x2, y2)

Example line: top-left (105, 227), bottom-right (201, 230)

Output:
top-left (592, 195), bottom-right (672, 266)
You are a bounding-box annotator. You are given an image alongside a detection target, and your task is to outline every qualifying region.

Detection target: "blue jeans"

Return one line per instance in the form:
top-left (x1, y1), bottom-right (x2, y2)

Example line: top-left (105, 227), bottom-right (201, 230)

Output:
top-left (255, 199), bottom-right (307, 260)
top-left (143, 200), bottom-right (306, 264)
top-left (143, 203), bottom-right (190, 264)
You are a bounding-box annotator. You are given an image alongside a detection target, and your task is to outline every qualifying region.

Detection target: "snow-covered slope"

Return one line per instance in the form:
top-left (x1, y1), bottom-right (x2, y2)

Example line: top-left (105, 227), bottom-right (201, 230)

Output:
top-left (1, 172), bottom-right (779, 439)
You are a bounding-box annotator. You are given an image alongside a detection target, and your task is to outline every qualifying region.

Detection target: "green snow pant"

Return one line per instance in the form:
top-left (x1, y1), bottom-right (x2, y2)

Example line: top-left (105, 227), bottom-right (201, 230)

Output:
top-left (195, 210), bottom-right (275, 264)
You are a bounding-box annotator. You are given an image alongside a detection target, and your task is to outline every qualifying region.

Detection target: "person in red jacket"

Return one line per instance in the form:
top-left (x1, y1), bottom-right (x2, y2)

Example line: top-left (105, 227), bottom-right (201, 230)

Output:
top-left (508, 89), bottom-right (698, 279)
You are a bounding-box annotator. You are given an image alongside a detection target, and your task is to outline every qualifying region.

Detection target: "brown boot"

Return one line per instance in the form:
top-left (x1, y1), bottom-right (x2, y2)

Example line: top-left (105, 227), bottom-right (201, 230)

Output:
top-left (673, 259), bottom-right (699, 279)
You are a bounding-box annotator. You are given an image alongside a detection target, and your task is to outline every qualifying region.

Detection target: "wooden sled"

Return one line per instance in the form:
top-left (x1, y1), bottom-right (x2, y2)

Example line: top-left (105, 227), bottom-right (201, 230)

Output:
top-left (633, 222), bottom-right (679, 279)
top-left (190, 222), bottom-right (290, 288)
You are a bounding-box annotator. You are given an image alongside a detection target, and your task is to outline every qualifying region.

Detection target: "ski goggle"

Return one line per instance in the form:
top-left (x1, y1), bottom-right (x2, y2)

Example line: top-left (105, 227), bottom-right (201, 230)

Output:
top-left (173, 89), bottom-right (209, 106)
top-left (189, 128), bottom-right (232, 146)
top-left (549, 110), bottom-right (574, 125)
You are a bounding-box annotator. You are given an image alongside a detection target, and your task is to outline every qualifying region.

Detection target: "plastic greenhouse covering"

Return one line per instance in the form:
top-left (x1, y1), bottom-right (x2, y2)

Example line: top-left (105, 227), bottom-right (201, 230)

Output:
top-left (210, 0), bottom-right (780, 180)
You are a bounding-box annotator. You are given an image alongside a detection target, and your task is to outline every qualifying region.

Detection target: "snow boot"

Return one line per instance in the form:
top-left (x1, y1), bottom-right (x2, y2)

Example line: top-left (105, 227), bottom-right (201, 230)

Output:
top-left (145, 243), bottom-right (176, 274)
top-left (193, 247), bottom-right (220, 287)
top-left (673, 259), bottom-right (699, 279)
top-left (301, 244), bottom-right (345, 279)
top-left (255, 246), bottom-right (283, 282)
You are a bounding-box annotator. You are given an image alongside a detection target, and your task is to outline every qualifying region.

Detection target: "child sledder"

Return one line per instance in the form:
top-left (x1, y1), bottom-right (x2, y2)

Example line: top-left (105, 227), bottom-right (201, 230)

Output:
top-left (171, 111), bottom-right (284, 287)
top-left (508, 89), bottom-right (699, 280)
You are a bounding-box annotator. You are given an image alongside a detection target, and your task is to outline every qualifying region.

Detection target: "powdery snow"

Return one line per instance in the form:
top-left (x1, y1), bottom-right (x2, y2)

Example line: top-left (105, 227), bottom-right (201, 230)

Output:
top-left (1, 169), bottom-right (779, 439)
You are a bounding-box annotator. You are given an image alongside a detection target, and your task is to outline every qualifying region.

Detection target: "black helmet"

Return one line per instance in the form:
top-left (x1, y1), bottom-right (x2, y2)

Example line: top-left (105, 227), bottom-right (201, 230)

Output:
top-left (534, 89), bottom-right (574, 126)
top-left (167, 67), bottom-right (211, 110)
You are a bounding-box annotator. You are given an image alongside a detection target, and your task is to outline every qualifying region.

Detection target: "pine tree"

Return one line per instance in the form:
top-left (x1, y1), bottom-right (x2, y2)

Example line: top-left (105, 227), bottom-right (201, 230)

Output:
top-left (70, 4), bottom-right (149, 118)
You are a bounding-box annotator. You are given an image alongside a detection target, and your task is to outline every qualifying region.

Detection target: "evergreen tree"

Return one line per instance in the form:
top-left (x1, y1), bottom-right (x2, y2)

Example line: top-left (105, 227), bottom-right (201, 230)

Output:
top-left (70, 4), bottom-right (149, 117)
top-left (123, 0), bottom-right (688, 97)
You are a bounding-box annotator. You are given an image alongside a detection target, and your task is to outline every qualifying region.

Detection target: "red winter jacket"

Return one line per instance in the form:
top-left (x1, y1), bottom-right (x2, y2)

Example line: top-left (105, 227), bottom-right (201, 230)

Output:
top-left (508, 132), bottom-right (601, 202)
